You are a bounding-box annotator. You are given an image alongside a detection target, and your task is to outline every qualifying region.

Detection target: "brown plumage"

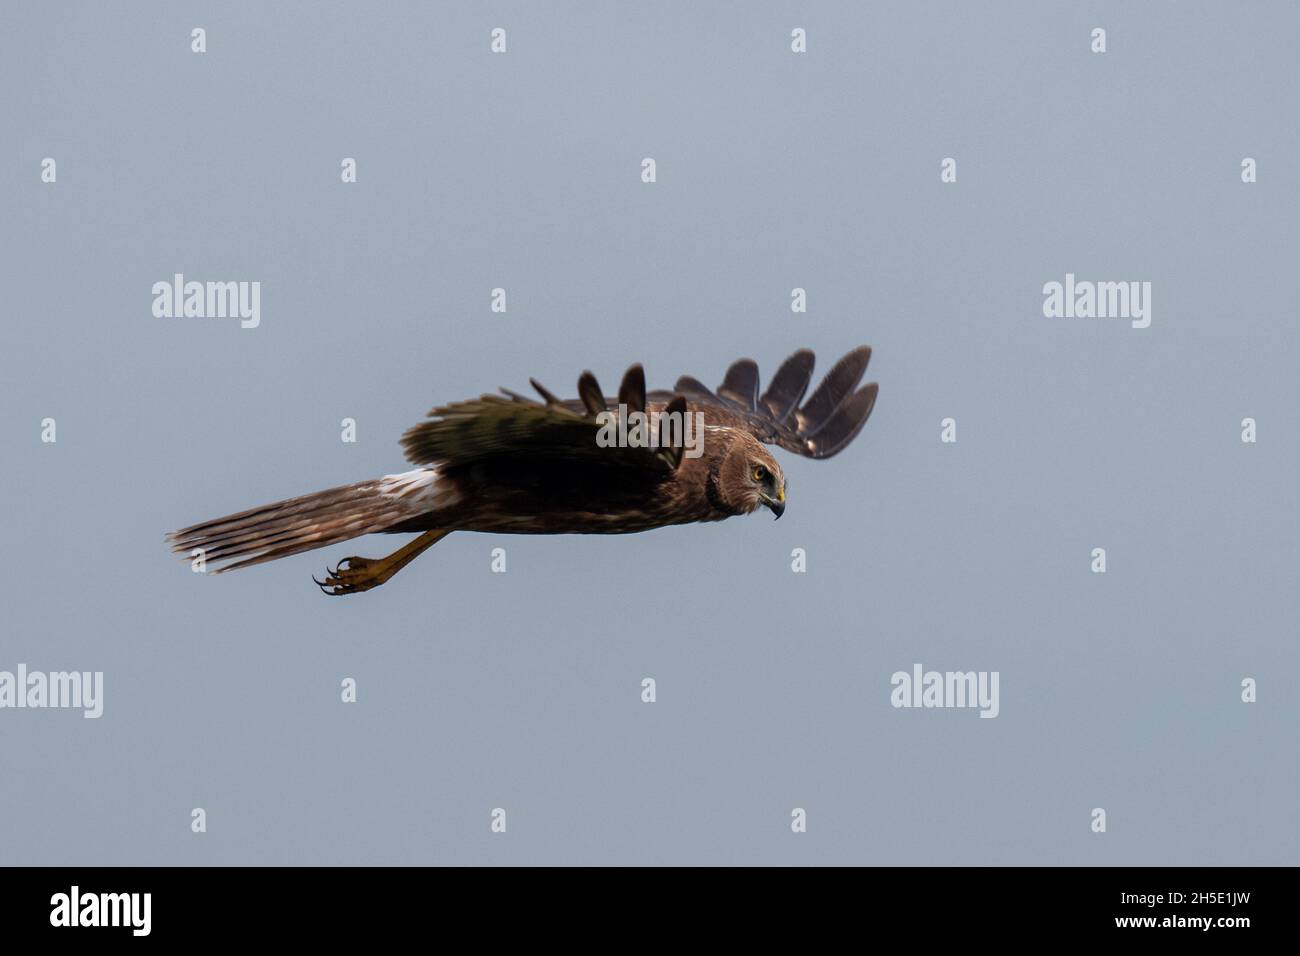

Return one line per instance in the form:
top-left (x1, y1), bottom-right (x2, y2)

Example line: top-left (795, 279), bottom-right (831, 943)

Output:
top-left (167, 347), bottom-right (878, 594)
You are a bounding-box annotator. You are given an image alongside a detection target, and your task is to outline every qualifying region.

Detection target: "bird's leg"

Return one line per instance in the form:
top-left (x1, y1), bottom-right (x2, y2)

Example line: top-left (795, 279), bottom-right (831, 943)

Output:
top-left (315, 529), bottom-right (450, 596)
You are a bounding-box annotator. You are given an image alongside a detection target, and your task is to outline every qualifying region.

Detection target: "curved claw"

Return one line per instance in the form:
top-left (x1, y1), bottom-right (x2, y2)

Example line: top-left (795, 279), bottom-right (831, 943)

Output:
top-left (312, 551), bottom-right (398, 596)
top-left (314, 574), bottom-right (342, 596)
top-left (313, 561), bottom-right (372, 596)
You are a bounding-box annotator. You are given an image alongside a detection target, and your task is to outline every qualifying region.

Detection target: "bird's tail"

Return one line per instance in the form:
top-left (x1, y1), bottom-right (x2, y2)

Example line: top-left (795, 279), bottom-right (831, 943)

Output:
top-left (167, 468), bottom-right (441, 573)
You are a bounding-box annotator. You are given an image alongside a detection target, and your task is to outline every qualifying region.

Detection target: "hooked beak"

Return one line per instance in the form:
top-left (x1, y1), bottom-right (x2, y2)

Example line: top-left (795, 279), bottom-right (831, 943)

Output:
top-left (762, 484), bottom-right (786, 520)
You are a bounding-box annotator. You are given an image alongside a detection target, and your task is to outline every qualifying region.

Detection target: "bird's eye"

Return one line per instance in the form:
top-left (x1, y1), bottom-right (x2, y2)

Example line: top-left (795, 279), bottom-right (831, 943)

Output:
top-left (752, 466), bottom-right (767, 482)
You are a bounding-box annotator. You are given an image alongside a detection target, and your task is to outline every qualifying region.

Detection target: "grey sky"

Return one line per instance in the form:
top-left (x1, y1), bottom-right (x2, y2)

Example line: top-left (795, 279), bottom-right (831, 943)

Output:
top-left (1, 2), bottom-right (1296, 865)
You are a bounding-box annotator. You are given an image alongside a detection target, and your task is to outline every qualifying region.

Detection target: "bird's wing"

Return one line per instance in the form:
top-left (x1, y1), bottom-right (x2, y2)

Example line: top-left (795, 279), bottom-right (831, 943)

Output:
top-left (401, 364), bottom-right (689, 473)
top-left (648, 346), bottom-right (878, 460)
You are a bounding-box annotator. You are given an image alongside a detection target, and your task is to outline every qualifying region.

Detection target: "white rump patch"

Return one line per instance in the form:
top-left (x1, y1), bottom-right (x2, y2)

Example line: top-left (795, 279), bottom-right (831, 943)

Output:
top-left (379, 467), bottom-right (442, 502)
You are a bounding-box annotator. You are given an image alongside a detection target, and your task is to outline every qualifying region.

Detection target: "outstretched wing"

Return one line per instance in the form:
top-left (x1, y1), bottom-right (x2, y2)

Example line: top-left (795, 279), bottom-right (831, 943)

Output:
top-left (402, 346), bottom-right (875, 471)
top-left (401, 365), bottom-right (689, 474)
top-left (649, 347), bottom-right (877, 459)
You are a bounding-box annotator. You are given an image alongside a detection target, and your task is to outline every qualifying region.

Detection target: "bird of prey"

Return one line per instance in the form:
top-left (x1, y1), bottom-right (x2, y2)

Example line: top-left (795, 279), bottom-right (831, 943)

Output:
top-left (168, 347), bottom-right (878, 595)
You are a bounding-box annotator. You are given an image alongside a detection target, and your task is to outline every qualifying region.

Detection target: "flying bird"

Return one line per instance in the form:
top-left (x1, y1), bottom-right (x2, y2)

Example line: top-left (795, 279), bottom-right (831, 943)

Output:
top-left (168, 347), bottom-right (878, 595)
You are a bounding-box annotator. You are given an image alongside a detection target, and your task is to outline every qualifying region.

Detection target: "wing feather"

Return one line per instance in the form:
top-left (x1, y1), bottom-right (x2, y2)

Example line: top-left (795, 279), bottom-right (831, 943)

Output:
top-left (401, 367), bottom-right (684, 475)
top-left (654, 346), bottom-right (877, 460)
top-left (795, 346), bottom-right (873, 437)
top-left (759, 349), bottom-right (814, 424)
top-left (717, 359), bottom-right (760, 410)
top-left (401, 347), bottom-right (876, 474)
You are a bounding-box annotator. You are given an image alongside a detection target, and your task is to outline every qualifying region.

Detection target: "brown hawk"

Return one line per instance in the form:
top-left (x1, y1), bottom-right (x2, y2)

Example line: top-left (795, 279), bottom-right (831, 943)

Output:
top-left (168, 347), bottom-right (878, 595)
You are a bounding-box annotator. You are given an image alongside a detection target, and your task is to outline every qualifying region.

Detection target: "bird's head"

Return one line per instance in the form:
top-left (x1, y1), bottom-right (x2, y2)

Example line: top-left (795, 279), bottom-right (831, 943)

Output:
top-left (715, 432), bottom-right (786, 519)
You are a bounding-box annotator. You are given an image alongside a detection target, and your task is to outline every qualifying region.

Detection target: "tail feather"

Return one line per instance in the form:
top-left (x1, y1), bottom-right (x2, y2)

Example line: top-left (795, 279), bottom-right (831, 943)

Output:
top-left (168, 470), bottom-right (441, 573)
